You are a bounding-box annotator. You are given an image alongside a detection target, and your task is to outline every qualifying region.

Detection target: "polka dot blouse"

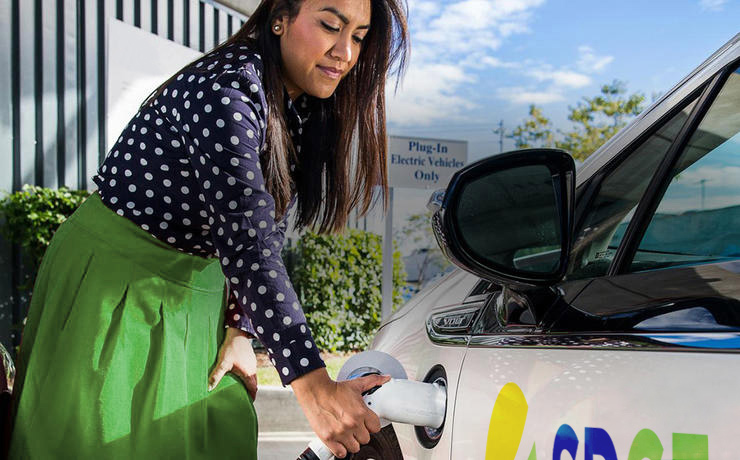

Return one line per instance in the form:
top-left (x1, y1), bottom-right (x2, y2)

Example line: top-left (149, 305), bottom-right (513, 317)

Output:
top-left (92, 42), bottom-right (324, 386)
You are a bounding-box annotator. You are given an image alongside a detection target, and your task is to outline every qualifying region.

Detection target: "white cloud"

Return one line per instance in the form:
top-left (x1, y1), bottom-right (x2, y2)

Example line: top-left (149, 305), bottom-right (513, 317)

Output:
top-left (414, 0), bottom-right (544, 54)
top-left (388, 0), bottom-right (547, 125)
top-left (388, 63), bottom-right (476, 125)
top-left (496, 46), bottom-right (613, 106)
top-left (496, 86), bottom-right (565, 104)
top-left (577, 45), bottom-right (614, 73)
top-left (390, 4), bottom-right (617, 118)
top-left (700, 0), bottom-right (727, 10)
top-left (406, 0), bottom-right (440, 21)
top-left (674, 165), bottom-right (740, 189)
top-left (460, 54), bottom-right (521, 70)
top-left (528, 69), bottom-right (592, 88)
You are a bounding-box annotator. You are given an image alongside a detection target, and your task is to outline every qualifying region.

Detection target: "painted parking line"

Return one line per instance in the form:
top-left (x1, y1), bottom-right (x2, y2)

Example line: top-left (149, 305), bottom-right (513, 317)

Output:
top-left (259, 431), bottom-right (316, 443)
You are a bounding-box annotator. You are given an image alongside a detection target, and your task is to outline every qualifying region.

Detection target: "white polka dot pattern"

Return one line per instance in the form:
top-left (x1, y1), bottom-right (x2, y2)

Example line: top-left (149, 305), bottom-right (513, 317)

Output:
top-left (92, 43), bottom-right (325, 386)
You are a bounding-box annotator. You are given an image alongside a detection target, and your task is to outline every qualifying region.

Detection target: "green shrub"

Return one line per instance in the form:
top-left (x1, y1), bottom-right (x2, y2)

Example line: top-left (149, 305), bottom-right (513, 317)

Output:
top-left (0, 185), bottom-right (89, 285)
top-left (291, 229), bottom-right (406, 352)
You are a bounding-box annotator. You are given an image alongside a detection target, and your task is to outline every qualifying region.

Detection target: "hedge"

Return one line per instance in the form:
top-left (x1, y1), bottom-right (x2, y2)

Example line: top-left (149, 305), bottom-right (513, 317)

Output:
top-left (290, 229), bottom-right (406, 352)
top-left (0, 185), bottom-right (89, 289)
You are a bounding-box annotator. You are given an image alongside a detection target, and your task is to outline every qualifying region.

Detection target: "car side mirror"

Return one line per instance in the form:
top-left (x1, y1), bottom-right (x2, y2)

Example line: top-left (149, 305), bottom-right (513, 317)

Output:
top-left (431, 149), bottom-right (575, 287)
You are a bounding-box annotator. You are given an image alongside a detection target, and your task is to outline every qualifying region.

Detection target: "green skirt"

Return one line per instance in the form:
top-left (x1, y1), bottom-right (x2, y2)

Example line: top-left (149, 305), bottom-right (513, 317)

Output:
top-left (8, 192), bottom-right (258, 459)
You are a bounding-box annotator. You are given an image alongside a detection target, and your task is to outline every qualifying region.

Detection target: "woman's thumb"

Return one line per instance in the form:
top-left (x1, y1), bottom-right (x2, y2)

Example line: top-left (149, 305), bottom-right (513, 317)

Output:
top-left (356, 373), bottom-right (391, 393)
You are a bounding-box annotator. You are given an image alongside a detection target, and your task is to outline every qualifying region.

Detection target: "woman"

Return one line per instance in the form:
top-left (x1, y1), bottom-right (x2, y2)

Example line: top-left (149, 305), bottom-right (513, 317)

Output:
top-left (7, 0), bottom-right (408, 458)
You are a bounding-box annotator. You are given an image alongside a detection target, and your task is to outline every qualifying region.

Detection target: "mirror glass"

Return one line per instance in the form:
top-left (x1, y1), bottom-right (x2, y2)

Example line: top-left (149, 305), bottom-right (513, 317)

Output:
top-left (455, 164), bottom-right (562, 275)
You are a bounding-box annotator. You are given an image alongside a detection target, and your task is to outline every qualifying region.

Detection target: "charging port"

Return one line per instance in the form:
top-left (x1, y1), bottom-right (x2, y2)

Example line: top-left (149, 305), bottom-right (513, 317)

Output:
top-left (415, 365), bottom-right (447, 449)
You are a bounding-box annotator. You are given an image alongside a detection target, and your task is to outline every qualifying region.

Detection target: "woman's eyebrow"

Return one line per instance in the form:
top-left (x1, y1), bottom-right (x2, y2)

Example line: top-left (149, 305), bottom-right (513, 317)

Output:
top-left (319, 6), bottom-right (370, 29)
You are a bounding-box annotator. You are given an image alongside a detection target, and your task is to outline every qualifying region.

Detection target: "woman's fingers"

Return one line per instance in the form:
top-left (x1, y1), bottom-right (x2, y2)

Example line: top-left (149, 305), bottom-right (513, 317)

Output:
top-left (210, 329), bottom-right (258, 399)
top-left (350, 373), bottom-right (389, 435)
top-left (233, 364), bottom-right (259, 401)
top-left (337, 374), bottom-right (389, 453)
top-left (292, 369), bottom-right (393, 458)
top-left (355, 373), bottom-right (391, 394)
top-left (245, 374), bottom-right (258, 401)
top-left (344, 436), bottom-right (362, 455)
top-left (363, 407), bottom-right (382, 434)
top-left (325, 441), bottom-right (347, 459)
top-left (230, 343), bottom-right (258, 401)
top-left (354, 428), bottom-right (371, 446)
top-left (208, 359), bottom-right (232, 391)
top-left (325, 428), bottom-right (362, 457)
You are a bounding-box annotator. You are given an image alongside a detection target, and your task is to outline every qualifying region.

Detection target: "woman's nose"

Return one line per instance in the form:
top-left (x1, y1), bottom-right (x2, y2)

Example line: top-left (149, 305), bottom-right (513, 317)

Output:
top-left (329, 34), bottom-right (353, 63)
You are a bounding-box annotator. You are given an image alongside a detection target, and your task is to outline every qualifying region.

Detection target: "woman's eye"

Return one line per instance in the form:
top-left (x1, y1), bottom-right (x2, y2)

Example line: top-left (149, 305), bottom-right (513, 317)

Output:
top-left (352, 35), bottom-right (364, 44)
top-left (321, 21), bottom-right (340, 32)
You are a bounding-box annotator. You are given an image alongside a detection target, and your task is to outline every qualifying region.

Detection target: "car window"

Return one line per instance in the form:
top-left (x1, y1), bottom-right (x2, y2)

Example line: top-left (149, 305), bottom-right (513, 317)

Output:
top-left (630, 65), bottom-right (740, 272)
top-left (567, 96), bottom-right (700, 280)
top-left (633, 306), bottom-right (740, 331)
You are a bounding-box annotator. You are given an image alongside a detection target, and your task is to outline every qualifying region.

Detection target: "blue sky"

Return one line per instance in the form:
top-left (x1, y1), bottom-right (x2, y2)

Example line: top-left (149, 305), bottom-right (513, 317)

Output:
top-left (386, 0), bottom-right (739, 163)
top-left (378, 0), bottom-right (737, 244)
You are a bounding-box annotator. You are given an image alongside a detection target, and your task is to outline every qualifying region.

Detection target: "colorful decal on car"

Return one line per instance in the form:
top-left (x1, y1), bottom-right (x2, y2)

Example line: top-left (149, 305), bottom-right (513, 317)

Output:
top-left (485, 382), bottom-right (529, 460)
top-left (485, 382), bottom-right (709, 460)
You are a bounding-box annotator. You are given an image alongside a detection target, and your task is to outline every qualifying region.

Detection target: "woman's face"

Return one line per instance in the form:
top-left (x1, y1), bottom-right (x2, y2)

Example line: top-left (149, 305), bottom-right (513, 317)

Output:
top-left (276, 0), bottom-right (371, 100)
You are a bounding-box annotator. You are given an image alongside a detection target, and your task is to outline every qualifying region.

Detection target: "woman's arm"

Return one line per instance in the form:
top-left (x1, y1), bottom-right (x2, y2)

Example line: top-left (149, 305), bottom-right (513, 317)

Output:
top-left (224, 289), bottom-right (257, 337)
top-left (173, 60), bottom-right (326, 386)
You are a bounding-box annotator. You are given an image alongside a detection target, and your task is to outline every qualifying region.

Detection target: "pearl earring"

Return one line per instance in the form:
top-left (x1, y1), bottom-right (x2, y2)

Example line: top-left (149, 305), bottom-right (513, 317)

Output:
top-left (273, 24), bottom-right (281, 32)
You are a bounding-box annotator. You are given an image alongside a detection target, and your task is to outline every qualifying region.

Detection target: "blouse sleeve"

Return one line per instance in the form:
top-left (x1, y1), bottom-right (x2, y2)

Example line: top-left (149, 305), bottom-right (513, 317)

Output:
top-left (224, 289), bottom-right (257, 338)
top-left (178, 64), bottom-right (325, 386)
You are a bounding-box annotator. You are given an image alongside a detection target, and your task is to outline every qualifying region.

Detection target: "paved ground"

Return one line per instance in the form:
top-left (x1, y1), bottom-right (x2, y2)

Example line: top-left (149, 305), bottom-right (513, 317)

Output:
top-left (258, 431), bottom-right (316, 459)
top-left (255, 386), bottom-right (316, 458)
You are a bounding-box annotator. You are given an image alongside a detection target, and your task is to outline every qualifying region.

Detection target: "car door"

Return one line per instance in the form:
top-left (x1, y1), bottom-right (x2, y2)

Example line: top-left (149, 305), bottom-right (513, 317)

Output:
top-left (450, 61), bottom-right (740, 459)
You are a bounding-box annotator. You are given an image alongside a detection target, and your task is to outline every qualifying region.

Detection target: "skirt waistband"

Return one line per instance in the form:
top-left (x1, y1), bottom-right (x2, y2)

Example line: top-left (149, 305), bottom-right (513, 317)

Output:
top-left (61, 191), bottom-right (224, 292)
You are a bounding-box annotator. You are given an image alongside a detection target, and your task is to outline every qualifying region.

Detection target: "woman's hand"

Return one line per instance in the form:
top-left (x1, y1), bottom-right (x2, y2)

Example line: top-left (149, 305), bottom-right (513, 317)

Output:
top-left (291, 367), bottom-right (391, 458)
top-left (208, 327), bottom-right (258, 401)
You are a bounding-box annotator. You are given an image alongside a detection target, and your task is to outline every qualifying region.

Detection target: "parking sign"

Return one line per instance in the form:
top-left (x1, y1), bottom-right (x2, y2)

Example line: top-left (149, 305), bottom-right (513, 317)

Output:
top-left (388, 136), bottom-right (468, 189)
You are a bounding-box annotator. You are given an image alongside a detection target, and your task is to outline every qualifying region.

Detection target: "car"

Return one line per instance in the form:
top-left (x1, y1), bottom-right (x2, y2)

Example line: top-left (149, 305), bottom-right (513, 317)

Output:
top-left (362, 33), bottom-right (740, 459)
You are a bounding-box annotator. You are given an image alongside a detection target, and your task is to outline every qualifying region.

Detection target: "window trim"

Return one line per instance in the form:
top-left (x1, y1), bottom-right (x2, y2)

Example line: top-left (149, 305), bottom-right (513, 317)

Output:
top-left (567, 84), bottom-right (707, 279)
top-left (610, 58), bottom-right (740, 275)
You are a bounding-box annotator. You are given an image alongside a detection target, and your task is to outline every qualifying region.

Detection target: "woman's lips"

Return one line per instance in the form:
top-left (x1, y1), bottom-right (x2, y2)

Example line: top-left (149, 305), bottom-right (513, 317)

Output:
top-left (317, 65), bottom-right (342, 79)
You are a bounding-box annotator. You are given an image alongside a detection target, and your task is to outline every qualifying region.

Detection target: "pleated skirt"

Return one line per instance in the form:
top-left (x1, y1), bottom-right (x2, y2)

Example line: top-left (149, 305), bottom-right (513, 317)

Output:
top-left (7, 192), bottom-right (258, 459)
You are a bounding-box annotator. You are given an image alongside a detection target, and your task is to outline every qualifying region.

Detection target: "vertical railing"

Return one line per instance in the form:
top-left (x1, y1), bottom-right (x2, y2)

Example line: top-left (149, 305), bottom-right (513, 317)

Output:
top-left (0, 0), bottom-right (247, 349)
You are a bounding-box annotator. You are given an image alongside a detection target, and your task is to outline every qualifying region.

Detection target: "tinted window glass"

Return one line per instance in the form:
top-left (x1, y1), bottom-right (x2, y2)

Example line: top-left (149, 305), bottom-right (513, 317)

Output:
top-left (568, 97), bottom-right (699, 280)
top-left (633, 307), bottom-right (739, 331)
top-left (630, 66), bottom-right (740, 272)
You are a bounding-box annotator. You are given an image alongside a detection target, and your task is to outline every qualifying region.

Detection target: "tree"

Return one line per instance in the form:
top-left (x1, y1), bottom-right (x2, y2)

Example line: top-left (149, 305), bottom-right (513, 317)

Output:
top-left (507, 81), bottom-right (645, 161)
top-left (557, 80), bottom-right (645, 160)
top-left (396, 210), bottom-right (451, 290)
top-left (508, 105), bottom-right (555, 149)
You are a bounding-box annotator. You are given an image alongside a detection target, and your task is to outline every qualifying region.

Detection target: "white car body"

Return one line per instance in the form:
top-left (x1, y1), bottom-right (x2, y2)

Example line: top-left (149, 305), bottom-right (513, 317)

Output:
top-left (370, 33), bottom-right (740, 460)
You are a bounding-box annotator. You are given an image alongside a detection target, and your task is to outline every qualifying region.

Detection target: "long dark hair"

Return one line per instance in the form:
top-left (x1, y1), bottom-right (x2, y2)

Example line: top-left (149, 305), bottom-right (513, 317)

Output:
top-left (144, 0), bottom-right (409, 234)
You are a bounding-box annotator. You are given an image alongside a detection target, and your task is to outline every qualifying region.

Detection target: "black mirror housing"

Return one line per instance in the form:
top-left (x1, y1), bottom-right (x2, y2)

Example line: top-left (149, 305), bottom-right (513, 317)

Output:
top-left (432, 149), bottom-right (575, 287)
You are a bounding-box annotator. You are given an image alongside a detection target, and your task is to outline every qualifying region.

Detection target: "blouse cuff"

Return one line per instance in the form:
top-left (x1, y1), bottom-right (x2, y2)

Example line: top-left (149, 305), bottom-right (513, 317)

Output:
top-left (263, 322), bottom-right (325, 387)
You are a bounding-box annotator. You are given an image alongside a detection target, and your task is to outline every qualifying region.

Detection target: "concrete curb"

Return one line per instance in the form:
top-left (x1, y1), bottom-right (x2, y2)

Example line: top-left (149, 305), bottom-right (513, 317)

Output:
top-left (254, 386), bottom-right (312, 432)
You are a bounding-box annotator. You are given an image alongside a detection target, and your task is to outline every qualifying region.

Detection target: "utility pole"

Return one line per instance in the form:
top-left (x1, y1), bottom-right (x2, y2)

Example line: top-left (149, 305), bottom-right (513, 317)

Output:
top-left (493, 120), bottom-right (504, 153)
top-left (381, 187), bottom-right (394, 321)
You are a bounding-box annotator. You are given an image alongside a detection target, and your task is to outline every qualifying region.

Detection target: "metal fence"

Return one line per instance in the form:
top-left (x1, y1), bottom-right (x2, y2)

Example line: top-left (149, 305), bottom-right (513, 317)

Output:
top-left (0, 0), bottom-right (248, 349)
